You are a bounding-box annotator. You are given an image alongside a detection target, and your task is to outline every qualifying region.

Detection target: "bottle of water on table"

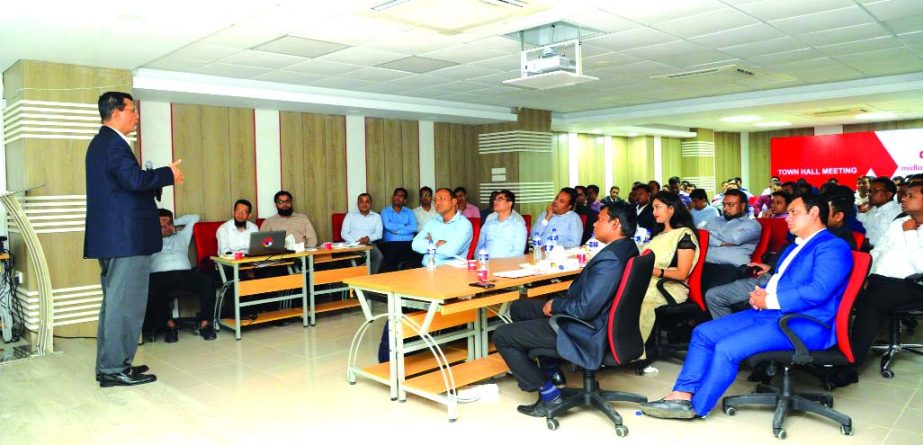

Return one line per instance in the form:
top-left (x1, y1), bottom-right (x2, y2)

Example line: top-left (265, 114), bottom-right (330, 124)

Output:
top-left (426, 239), bottom-right (437, 270)
top-left (476, 247), bottom-right (489, 282)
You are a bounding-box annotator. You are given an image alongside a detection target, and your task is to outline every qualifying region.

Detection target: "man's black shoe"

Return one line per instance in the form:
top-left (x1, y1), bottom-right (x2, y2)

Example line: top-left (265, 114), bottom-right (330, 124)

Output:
top-left (640, 399), bottom-right (696, 419)
top-left (516, 396), bottom-right (563, 417)
top-left (98, 370), bottom-right (157, 388)
top-left (549, 370), bottom-right (567, 388)
top-left (164, 326), bottom-right (179, 343)
top-left (829, 366), bottom-right (858, 388)
top-left (200, 325), bottom-right (217, 341)
top-left (95, 365), bottom-right (150, 382)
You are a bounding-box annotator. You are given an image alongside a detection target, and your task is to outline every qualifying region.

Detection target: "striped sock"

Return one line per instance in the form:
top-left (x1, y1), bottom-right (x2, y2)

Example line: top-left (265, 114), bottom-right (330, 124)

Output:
top-left (539, 381), bottom-right (560, 402)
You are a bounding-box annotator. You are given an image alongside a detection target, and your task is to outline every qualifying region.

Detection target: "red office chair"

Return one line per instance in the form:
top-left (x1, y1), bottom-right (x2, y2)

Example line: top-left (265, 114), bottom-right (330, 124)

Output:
top-left (851, 231), bottom-right (865, 251)
top-left (523, 214), bottom-right (533, 254)
top-left (751, 222), bottom-right (772, 263)
top-left (467, 218), bottom-right (481, 259)
top-left (645, 229), bottom-right (710, 364)
top-left (192, 221), bottom-right (225, 272)
top-left (756, 218), bottom-right (789, 262)
top-left (527, 251), bottom-right (654, 434)
top-left (578, 213), bottom-right (588, 227)
top-left (723, 251), bottom-right (871, 439)
top-left (331, 212), bottom-right (346, 242)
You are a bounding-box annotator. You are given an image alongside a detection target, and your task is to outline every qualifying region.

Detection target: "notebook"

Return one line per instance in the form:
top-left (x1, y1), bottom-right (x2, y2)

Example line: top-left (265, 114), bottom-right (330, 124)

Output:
top-left (248, 231), bottom-right (287, 256)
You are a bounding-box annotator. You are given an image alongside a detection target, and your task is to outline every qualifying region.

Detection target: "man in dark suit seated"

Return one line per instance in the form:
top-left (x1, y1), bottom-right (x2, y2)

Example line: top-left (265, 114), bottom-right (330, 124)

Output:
top-left (640, 194), bottom-right (852, 419)
top-left (495, 202), bottom-right (639, 417)
top-left (633, 183), bottom-right (656, 236)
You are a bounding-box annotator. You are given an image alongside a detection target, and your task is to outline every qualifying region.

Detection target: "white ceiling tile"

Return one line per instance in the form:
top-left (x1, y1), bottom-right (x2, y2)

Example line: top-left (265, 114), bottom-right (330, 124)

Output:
top-left (464, 36), bottom-right (523, 53)
top-left (340, 67), bottom-right (413, 82)
top-left (143, 57), bottom-right (208, 72)
top-left (254, 36), bottom-right (350, 58)
top-left (289, 14), bottom-right (406, 46)
top-left (428, 64), bottom-right (501, 81)
top-left (657, 51), bottom-right (739, 68)
top-left (687, 23), bottom-right (786, 48)
top-left (597, 0), bottom-right (725, 25)
top-left (783, 66), bottom-right (870, 83)
top-left (597, 61), bottom-right (677, 75)
top-left (251, 70), bottom-right (326, 85)
top-left (309, 77), bottom-right (376, 90)
top-left (363, 30), bottom-right (459, 55)
top-left (732, 0), bottom-right (857, 22)
top-left (285, 60), bottom-right (363, 75)
top-left (881, 14), bottom-right (923, 34)
top-left (318, 47), bottom-right (407, 66)
top-left (796, 22), bottom-right (891, 47)
top-left (863, 0), bottom-right (923, 21)
top-left (234, 3), bottom-right (345, 35)
top-left (719, 36), bottom-right (805, 58)
top-left (199, 25), bottom-right (284, 49)
top-left (653, 8), bottom-right (759, 39)
top-left (620, 40), bottom-right (711, 60)
top-left (194, 63), bottom-right (273, 78)
top-left (584, 28), bottom-right (679, 52)
top-left (419, 44), bottom-right (507, 64)
top-left (747, 48), bottom-right (827, 65)
top-left (169, 43), bottom-right (243, 63)
top-left (898, 31), bottom-right (923, 45)
top-left (376, 56), bottom-right (458, 74)
top-left (469, 54), bottom-right (520, 71)
top-left (468, 70), bottom-right (522, 85)
top-left (817, 36), bottom-right (904, 57)
top-left (217, 49), bottom-right (305, 69)
top-left (565, 9), bottom-right (641, 33)
top-left (769, 6), bottom-right (874, 34)
top-left (582, 52), bottom-right (646, 70)
top-left (835, 47), bottom-right (923, 75)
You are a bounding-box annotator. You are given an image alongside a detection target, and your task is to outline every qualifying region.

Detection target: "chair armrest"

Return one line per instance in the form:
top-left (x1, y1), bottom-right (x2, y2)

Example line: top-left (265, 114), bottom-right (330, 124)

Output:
top-left (655, 277), bottom-right (689, 306)
top-left (906, 273), bottom-right (923, 286)
top-left (777, 314), bottom-right (830, 365)
top-left (549, 314), bottom-right (593, 333)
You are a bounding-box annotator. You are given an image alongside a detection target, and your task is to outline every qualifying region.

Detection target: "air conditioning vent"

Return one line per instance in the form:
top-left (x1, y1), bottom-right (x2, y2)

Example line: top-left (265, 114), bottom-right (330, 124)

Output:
top-left (810, 108), bottom-right (869, 118)
top-left (653, 65), bottom-right (756, 81)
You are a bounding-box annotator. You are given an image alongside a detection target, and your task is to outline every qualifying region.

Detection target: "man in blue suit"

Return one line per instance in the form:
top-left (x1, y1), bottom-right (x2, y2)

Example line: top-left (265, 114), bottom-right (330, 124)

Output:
top-left (85, 92), bottom-right (183, 387)
top-left (495, 201), bottom-right (639, 417)
top-left (641, 193), bottom-right (853, 419)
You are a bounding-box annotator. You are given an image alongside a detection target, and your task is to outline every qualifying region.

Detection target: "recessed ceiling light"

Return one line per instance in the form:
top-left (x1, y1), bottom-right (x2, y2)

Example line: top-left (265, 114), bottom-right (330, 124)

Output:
top-left (591, 128), bottom-right (602, 134)
top-left (854, 111), bottom-right (896, 120)
top-left (753, 121), bottom-right (791, 127)
top-left (720, 115), bottom-right (762, 123)
top-left (627, 132), bottom-right (639, 137)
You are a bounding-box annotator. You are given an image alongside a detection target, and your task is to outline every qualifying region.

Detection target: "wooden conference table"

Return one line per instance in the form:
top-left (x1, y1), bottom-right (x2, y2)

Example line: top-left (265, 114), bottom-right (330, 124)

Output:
top-left (344, 254), bottom-right (584, 420)
top-left (212, 245), bottom-right (372, 339)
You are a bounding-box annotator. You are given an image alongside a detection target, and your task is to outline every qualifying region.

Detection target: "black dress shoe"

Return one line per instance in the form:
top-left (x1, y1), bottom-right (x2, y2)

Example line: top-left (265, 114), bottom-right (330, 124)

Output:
top-left (516, 396), bottom-right (563, 417)
top-left (199, 325), bottom-right (217, 341)
top-left (98, 370), bottom-right (157, 387)
top-left (549, 370), bottom-right (567, 388)
top-left (164, 326), bottom-right (179, 343)
top-left (640, 399), bottom-right (697, 419)
top-left (829, 366), bottom-right (858, 388)
top-left (95, 365), bottom-right (150, 382)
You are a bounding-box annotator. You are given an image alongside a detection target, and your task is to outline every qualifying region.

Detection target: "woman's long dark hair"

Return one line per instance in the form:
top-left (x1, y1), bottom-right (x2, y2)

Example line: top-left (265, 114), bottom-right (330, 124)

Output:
top-left (652, 191), bottom-right (694, 233)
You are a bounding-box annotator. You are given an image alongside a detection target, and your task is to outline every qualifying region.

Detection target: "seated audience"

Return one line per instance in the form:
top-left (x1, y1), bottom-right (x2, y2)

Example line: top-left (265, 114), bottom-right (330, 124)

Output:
top-left (633, 183), bottom-right (656, 236)
top-left (453, 186), bottom-right (481, 220)
top-left (145, 210), bottom-right (216, 342)
top-left (341, 193), bottom-right (383, 274)
top-left (476, 189), bottom-right (526, 258)
top-left (380, 187), bottom-right (417, 272)
top-left (699, 189), bottom-right (761, 292)
top-left (495, 202), bottom-right (638, 417)
top-left (574, 185), bottom-right (599, 245)
top-left (480, 190), bottom-right (499, 223)
top-left (413, 186), bottom-right (438, 230)
top-left (855, 176), bottom-right (870, 208)
top-left (668, 176), bottom-right (692, 208)
top-left (601, 186), bottom-right (622, 205)
top-left (752, 179), bottom-right (781, 215)
top-left (217, 199), bottom-right (258, 254)
top-left (531, 187), bottom-right (583, 249)
top-left (587, 184), bottom-right (603, 212)
top-left (758, 190), bottom-right (792, 219)
top-left (858, 176), bottom-right (901, 248)
top-left (412, 188), bottom-right (474, 265)
top-left (690, 188), bottom-right (719, 228)
top-left (640, 194), bottom-right (853, 420)
top-left (639, 192), bottom-right (700, 344)
top-left (260, 190), bottom-right (318, 248)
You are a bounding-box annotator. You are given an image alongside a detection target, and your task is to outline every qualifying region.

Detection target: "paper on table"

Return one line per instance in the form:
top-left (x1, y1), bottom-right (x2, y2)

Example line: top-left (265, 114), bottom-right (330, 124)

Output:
top-left (494, 269), bottom-right (539, 279)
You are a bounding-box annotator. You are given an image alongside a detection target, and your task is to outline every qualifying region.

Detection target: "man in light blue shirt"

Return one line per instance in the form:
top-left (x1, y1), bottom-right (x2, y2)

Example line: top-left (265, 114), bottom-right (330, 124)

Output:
top-left (380, 187), bottom-right (417, 272)
top-left (412, 188), bottom-right (473, 265)
top-left (341, 193), bottom-right (383, 273)
top-left (146, 210), bottom-right (216, 343)
top-left (531, 187), bottom-right (583, 249)
top-left (477, 189), bottom-right (527, 258)
top-left (690, 189), bottom-right (719, 228)
top-left (700, 189), bottom-right (762, 292)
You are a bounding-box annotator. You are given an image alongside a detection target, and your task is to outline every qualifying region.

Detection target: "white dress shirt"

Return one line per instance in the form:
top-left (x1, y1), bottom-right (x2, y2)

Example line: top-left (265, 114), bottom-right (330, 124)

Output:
top-left (151, 214), bottom-right (199, 273)
top-left (870, 216), bottom-right (923, 279)
top-left (217, 219), bottom-right (259, 254)
top-left (858, 200), bottom-right (901, 247)
top-left (341, 209), bottom-right (383, 243)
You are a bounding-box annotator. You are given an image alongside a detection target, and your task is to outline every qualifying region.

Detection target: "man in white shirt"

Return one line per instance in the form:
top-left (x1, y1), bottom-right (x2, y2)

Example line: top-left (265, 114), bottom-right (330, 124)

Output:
top-left (837, 183), bottom-right (923, 386)
top-left (855, 176), bottom-right (870, 208)
top-left (413, 186), bottom-right (438, 231)
top-left (857, 176), bottom-right (901, 247)
top-left (341, 193), bottom-right (383, 274)
top-left (146, 209), bottom-right (216, 343)
top-left (217, 199), bottom-right (258, 255)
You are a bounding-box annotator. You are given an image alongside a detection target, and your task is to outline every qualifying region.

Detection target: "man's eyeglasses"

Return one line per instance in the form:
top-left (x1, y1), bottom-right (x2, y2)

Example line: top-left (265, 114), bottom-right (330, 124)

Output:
top-left (494, 196), bottom-right (510, 202)
top-left (869, 189), bottom-right (889, 194)
top-left (276, 199), bottom-right (292, 205)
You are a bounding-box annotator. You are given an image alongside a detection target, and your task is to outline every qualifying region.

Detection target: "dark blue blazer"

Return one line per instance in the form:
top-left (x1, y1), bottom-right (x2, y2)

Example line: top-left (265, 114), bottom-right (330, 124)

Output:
top-left (84, 126), bottom-right (174, 259)
top-left (551, 237), bottom-right (639, 370)
top-left (771, 228), bottom-right (853, 349)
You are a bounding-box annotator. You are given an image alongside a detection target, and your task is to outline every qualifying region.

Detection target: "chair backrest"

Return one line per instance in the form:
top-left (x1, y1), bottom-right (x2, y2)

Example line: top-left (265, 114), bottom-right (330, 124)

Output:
top-left (838, 251), bottom-right (872, 363)
top-left (757, 217), bottom-right (789, 257)
top-left (192, 221), bottom-right (225, 272)
top-left (255, 217), bottom-right (265, 227)
top-left (683, 229), bottom-right (711, 311)
top-left (579, 213), bottom-right (588, 227)
top-left (331, 212), bottom-right (346, 242)
top-left (522, 214), bottom-right (532, 253)
top-left (607, 250), bottom-right (656, 365)
top-left (851, 231), bottom-right (865, 251)
top-left (751, 221), bottom-right (772, 263)
top-left (467, 218), bottom-right (481, 259)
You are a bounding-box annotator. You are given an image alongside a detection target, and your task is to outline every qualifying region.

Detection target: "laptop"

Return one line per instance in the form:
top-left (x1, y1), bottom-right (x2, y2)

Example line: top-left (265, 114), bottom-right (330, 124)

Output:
top-left (247, 231), bottom-right (287, 256)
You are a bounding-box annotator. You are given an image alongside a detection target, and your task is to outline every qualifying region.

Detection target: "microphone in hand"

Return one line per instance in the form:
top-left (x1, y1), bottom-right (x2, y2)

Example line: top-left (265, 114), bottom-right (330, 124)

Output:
top-left (145, 161), bottom-right (162, 202)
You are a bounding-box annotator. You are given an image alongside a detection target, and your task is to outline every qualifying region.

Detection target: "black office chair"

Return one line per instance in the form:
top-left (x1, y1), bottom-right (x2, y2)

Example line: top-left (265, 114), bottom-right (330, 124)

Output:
top-left (723, 251), bottom-right (871, 439)
top-left (527, 251), bottom-right (654, 436)
top-left (873, 273), bottom-right (923, 378)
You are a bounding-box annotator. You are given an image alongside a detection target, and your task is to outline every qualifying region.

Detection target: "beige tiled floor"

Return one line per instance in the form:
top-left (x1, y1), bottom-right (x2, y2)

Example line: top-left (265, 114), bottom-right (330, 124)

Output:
top-left (2, 309), bottom-right (922, 444)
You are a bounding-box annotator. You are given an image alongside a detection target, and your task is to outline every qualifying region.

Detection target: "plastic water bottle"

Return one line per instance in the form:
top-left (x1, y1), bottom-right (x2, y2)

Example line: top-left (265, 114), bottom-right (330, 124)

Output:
top-left (476, 247), bottom-right (489, 282)
top-left (532, 233), bottom-right (543, 263)
top-left (551, 227), bottom-right (559, 245)
top-left (426, 239), bottom-right (437, 270)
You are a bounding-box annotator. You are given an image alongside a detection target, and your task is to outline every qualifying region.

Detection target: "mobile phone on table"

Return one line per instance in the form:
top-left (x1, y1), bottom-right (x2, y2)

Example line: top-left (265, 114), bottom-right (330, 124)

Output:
top-left (469, 282), bottom-right (495, 289)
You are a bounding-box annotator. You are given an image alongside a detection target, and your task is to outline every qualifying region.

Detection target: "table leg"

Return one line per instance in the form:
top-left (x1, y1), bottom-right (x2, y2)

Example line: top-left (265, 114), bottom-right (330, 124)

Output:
top-left (304, 255), bottom-right (312, 327)
top-left (233, 265), bottom-right (241, 340)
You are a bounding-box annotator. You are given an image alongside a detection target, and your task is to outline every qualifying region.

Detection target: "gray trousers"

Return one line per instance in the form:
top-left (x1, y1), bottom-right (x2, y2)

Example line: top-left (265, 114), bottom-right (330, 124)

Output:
top-left (96, 255), bottom-right (152, 374)
top-left (704, 273), bottom-right (772, 319)
top-left (368, 244), bottom-right (383, 275)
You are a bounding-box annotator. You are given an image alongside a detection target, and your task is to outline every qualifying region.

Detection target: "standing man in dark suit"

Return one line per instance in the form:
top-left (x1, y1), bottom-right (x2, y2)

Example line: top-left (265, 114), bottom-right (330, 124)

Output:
top-left (495, 201), bottom-right (639, 417)
top-left (85, 92), bottom-right (183, 387)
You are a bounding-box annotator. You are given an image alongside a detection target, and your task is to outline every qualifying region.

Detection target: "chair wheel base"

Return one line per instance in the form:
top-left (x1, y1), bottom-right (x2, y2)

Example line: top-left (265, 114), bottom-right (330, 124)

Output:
top-left (615, 425), bottom-right (629, 437)
top-left (724, 406), bottom-right (737, 416)
top-left (546, 418), bottom-right (559, 430)
top-left (840, 425), bottom-right (853, 436)
top-left (881, 369), bottom-right (895, 379)
top-left (774, 428), bottom-right (786, 440)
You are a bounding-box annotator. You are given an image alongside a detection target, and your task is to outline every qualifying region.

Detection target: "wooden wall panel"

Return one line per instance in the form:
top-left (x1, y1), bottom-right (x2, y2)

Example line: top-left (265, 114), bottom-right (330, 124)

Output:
top-left (660, 137), bottom-right (683, 184)
top-left (325, 115), bottom-right (348, 210)
top-left (748, 128), bottom-right (814, 193)
top-left (228, 108), bottom-right (256, 212)
top-left (172, 104), bottom-right (204, 217)
top-left (433, 122), bottom-right (480, 204)
top-left (576, 134), bottom-right (606, 187)
top-left (401, 120), bottom-right (420, 201)
top-left (201, 106), bottom-right (230, 219)
top-left (714, 131), bottom-right (741, 187)
top-left (516, 108), bottom-right (552, 132)
top-left (843, 118), bottom-right (923, 133)
top-left (365, 118), bottom-right (385, 206)
top-left (365, 117), bottom-right (419, 207)
top-left (303, 113), bottom-right (327, 240)
top-left (613, 136), bottom-right (654, 189)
